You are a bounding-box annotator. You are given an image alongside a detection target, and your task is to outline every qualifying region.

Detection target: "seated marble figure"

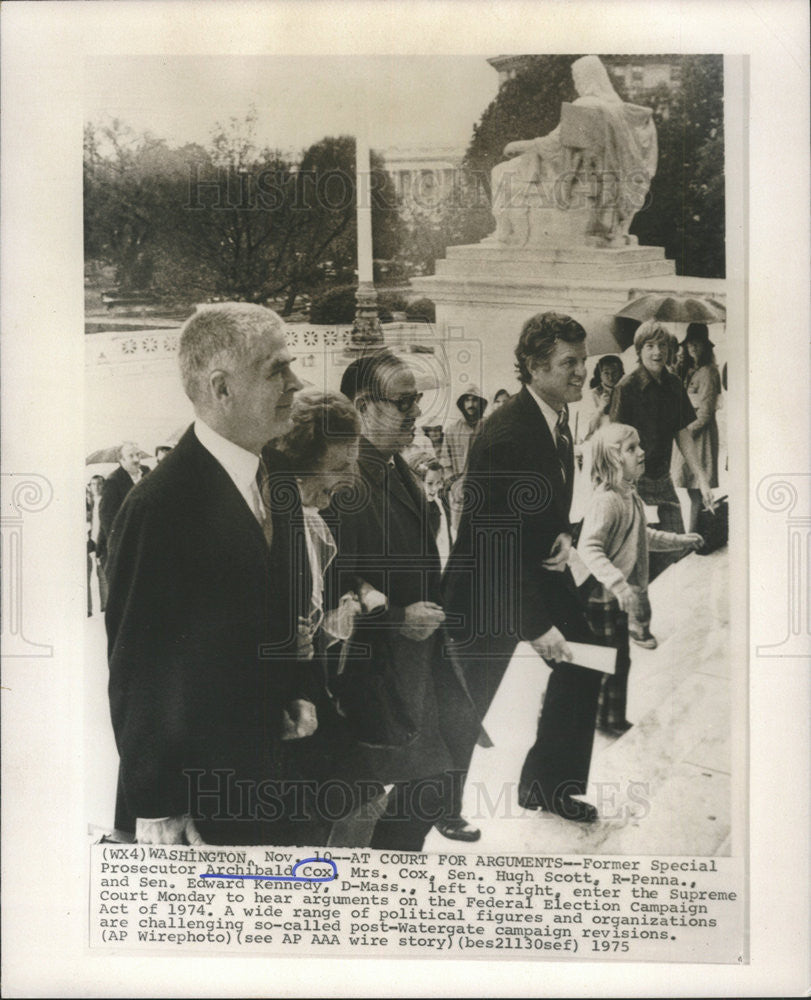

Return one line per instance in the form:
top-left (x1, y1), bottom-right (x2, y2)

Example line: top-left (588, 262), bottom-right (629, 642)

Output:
top-left (488, 55), bottom-right (658, 249)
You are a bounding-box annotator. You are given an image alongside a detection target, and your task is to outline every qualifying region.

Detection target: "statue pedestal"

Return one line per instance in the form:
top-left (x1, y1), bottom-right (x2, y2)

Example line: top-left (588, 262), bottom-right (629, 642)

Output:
top-left (411, 241), bottom-right (705, 364)
top-left (435, 242), bottom-right (675, 282)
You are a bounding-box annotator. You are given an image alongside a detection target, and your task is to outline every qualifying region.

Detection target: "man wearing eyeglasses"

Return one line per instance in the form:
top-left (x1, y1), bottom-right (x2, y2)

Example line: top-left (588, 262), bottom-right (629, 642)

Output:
top-left (326, 351), bottom-right (480, 849)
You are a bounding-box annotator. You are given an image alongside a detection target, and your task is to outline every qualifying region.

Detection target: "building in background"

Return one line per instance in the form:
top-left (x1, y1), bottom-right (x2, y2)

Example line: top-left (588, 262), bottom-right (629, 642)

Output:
top-left (487, 54), bottom-right (683, 102)
top-left (380, 145), bottom-right (466, 220)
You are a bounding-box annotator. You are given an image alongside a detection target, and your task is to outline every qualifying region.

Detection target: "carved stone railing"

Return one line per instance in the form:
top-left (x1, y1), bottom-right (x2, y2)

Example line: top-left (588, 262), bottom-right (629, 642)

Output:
top-left (85, 326), bottom-right (357, 368)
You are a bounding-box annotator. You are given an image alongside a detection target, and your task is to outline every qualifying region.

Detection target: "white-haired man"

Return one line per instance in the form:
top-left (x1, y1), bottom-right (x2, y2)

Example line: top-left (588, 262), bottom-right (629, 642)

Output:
top-left (105, 302), bottom-right (319, 845)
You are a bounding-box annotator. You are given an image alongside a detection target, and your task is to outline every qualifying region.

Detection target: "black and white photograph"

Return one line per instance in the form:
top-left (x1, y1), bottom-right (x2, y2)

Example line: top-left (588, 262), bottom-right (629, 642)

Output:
top-left (83, 50), bottom-right (735, 858)
top-left (2, 1), bottom-right (809, 996)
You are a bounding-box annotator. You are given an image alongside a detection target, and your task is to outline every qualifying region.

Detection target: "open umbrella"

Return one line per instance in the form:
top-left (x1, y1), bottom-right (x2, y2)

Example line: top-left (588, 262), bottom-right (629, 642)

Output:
top-left (616, 294), bottom-right (726, 324)
top-left (85, 446), bottom-right (152, 465)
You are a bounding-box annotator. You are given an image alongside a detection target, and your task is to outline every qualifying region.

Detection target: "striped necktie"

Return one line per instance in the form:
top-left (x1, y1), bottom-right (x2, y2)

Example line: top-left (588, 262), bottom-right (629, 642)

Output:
top-left (255, 458), bottom-right (274, 550)
top-left (556, 406), bottom-right (572, 483)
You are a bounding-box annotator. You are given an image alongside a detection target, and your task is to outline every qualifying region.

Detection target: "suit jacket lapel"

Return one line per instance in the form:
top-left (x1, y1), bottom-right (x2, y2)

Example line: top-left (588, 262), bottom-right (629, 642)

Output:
top-left (357, 436), bottom-right (387, 491)
top-left (358, 437), bottom-right (421, 521)
top-left (262, 446), bottom-right (312, 619)
top-left (358, 436), bottom-right (434, 545)
top-left (391, 453), bottom-right (423, 519)
top-left (183, 426), bottom-right (268, 553)
top-left (517, 387), bottom-right (572, 520)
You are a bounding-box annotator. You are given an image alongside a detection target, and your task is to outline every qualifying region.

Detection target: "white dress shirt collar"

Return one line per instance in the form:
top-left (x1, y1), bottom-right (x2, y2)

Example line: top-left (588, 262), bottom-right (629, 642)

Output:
top-left (193, 418), bottom-right (262, 519)
top-left (526, 384), bottom-right (563, 439)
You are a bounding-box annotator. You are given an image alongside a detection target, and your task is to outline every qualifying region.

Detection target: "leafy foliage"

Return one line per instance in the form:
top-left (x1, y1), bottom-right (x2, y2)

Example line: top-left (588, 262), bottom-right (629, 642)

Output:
top-left (405, 297), bottom-right (436, 323)
top-left (627, 56), bottom-right (725, 277)
top-left (308, 284), bottom-right (358, 324)
top-left (84, 112), bottom-right (403, 312)
top-left (308, 287), bottom-right (429, 325)
top-left (396, 56), bottom-right (583, 273)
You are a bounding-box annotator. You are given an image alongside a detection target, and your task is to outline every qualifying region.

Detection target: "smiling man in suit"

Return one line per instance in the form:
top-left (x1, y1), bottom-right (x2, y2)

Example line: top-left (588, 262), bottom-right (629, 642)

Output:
top-left (444, 311), bottom-right (602, 824)
top-left (105, 302), bottom-right (320, 845)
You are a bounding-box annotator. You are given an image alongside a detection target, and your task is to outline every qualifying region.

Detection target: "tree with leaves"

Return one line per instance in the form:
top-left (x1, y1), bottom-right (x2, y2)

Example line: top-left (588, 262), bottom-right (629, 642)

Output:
top-left (83, 120), bottom-right (210, 292)
top-left (84, 112), bottom-right (402, 312)
top-left (630, 55), bottom-right (725, 277)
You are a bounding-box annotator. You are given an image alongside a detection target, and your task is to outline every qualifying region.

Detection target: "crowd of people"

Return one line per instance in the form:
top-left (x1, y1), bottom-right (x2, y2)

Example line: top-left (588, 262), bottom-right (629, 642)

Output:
top-left (99, 302), bottom-right (723, 850)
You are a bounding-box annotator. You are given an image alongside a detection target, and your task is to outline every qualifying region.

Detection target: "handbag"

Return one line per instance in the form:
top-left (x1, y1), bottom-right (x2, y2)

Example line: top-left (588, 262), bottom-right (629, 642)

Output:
top-left (695, 496), bottom-right (728, 555)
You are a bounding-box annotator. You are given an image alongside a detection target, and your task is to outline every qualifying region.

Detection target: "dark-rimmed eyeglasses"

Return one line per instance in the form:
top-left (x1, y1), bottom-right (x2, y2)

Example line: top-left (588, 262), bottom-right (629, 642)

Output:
top-left (378, 392), bottom-right (423, 413)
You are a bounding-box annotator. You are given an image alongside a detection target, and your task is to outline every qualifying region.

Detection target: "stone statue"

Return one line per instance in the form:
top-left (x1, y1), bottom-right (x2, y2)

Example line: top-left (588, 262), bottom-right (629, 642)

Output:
top-left (487, 55), bottom-right (658, 249)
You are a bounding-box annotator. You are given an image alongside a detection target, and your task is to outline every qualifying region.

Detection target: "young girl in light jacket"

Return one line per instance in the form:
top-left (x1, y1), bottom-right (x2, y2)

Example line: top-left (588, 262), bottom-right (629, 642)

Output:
top-left (577, 423), bottom-right (703, 735)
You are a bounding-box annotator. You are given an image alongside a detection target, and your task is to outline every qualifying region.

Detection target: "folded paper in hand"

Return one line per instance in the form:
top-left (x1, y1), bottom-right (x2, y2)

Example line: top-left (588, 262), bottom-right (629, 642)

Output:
top-left (568, 641), bottom-right (617, 675)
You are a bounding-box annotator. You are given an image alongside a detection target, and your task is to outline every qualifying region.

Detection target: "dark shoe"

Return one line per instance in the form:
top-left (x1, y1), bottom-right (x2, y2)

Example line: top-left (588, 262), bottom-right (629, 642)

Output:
top-left (546, 794), bottom-right (598, 824)
top-left (517, 783), bottom-right (545, 811)
top-left (598, 719), bottom-right (633, 737)
top-left (434, 818), bottom-right (481, 842)
top-left (629, 628), bottom-right (658, 649)
top-left (519, 784), bottom-right (598, 823)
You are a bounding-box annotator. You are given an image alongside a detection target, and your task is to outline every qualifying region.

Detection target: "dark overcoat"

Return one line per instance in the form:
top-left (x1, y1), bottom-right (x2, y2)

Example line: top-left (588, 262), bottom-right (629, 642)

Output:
top-left (324, 437), bottom-right (476, 788)
top-left (105, 426), bottom-right (316, 844)
top-left (97, 463), bottom-right (149, 565)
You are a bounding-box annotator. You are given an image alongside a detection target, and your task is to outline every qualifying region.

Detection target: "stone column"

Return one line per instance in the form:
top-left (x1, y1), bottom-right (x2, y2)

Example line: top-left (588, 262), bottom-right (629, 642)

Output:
top-left (349, 131), bottom-right (383, 351)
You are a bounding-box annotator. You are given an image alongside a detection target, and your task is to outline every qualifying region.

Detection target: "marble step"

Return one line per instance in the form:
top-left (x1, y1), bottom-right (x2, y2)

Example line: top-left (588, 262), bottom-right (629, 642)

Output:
top-left (435, 256), bottom-right (677, 281)
top-left (435, 241), bottom-right (676, 281)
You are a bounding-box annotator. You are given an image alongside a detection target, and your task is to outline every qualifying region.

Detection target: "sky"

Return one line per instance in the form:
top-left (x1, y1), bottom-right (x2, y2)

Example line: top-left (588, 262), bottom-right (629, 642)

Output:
top-left (84, 54), bottom-right (499, 155)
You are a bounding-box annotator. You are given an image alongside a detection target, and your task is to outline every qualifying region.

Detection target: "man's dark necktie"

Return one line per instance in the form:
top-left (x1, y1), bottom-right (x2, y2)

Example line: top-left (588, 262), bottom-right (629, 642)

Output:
top-left (427, 498), bottom-right (441, 540)
top-left (255, 458), bottom-right (274, 550)
top-left (556, 405), bottom-right (573, 484)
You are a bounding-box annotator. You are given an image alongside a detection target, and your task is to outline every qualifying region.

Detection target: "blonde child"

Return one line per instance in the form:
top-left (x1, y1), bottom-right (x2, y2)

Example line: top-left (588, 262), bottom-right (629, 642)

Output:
top-left (577, 423), bottom-right (703, 735)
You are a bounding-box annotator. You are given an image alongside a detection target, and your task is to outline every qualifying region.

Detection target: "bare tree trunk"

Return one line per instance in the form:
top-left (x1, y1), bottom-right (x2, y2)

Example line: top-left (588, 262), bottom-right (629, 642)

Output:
top-left (282, 284), bottom-right (298, 316)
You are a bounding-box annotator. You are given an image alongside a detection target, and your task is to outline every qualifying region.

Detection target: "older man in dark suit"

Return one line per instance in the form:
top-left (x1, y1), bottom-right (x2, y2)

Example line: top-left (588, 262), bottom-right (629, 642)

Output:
top-left (105, 302), bottom-right (320, 845)
top-left (326, 351), bottom-right (480, 849)
top-left (444, 312), bottom-right (601, 824)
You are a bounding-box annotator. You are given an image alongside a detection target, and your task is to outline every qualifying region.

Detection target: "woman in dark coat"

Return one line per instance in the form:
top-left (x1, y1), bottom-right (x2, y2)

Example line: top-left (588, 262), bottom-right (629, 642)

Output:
top-left (672, 324), bottom-right (721, 531)
top-left (270, 388), bottom-right (363, 845)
